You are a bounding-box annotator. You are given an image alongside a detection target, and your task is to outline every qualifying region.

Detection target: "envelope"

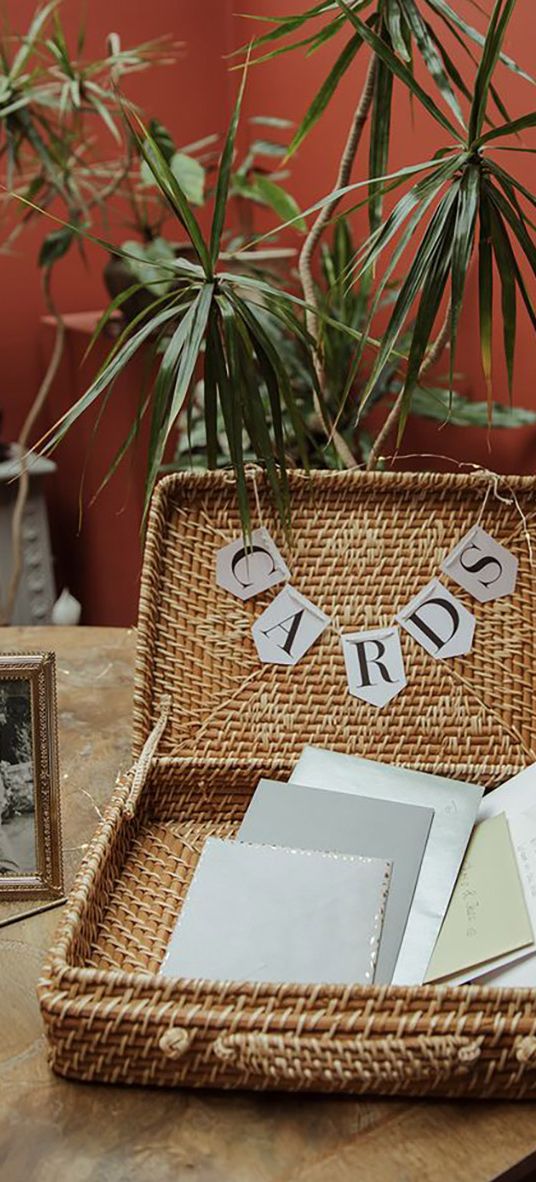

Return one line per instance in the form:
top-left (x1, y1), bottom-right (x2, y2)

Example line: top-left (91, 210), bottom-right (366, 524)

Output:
top-left (476, 764), bottom-right (536, 986)
top-left (238, 777), bottom-right (434, 984)
top-left (424, 814), bottom-right (533, 983)
top-left (290, 745), bottom-right (483, 985)
top-left (160, 837), bottom-right (391, 987)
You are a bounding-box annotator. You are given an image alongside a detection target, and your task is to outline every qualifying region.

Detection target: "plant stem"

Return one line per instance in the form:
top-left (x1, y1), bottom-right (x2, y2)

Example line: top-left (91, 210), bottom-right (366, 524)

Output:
top-left (0, 273), bottom-right (65, 626)
top-left (299, 54), bottom-right (377, 469)
top-left (366, 297), bottom-right (453, 471)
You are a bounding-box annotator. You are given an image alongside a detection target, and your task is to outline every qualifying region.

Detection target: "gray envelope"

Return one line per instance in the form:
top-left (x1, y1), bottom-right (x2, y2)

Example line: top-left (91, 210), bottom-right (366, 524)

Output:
top-left (238, 779), bottom-right (434, 984)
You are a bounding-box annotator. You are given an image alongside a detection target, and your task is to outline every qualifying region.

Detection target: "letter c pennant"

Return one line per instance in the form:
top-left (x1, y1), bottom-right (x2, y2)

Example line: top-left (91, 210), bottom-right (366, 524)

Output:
top-left (216, 527), bottom-right (290, 601)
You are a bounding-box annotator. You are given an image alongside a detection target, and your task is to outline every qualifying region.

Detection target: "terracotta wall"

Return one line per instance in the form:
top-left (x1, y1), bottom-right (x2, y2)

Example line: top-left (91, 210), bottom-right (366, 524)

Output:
top-left (1, 1), bottom-right (535, 623)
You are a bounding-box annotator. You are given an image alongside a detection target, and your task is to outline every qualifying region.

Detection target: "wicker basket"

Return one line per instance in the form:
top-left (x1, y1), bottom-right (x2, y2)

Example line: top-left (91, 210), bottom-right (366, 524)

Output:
top-left (39, 468), bottom-right (536, 1097)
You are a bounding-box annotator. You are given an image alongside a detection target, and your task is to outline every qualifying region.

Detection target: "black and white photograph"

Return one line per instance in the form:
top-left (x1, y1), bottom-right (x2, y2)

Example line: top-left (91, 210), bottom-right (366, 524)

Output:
top-left (0, 653), bottom-right (63, 904)
top-left (0, 677), bottom-right (36, 878)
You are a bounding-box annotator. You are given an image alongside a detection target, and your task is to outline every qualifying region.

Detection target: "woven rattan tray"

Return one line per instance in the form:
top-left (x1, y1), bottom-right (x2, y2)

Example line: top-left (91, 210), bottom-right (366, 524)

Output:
top-left (40, 469), bottom-right (536, 1096)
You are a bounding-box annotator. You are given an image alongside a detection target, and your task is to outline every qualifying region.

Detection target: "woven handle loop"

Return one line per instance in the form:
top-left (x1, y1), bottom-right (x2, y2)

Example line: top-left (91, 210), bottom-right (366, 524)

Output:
top-left (159, 1026), bottom-right (193, 1060)
top-left (123, 695), bottom-right (172, 819)
top-left (212, 1032), bottom-right (482, 1085)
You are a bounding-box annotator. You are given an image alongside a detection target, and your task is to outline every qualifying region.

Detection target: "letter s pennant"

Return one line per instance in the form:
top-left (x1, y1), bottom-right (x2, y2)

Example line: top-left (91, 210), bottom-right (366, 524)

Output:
top-left (342, 626), bottom-right (407, 708)
top-left (441, 524), bottom-right (518, 603)
top-left (252, 586), bottom-right (330, 666)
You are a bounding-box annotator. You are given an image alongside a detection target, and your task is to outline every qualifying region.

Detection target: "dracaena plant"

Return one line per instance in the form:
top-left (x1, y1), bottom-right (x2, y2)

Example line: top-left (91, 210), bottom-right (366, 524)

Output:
top-left (0, 0), bottom-right (173, 258)
top-left (34, 0), bottom-right (535, 541)
top-left (0, 0), bottom-right (174, 624)
top-left (40, 77), bottom-right (332, 534)
top-left (175, 215), bottom-right (536, 475)
top-left (242, 0), bottom-right (535, 469)
top-left (113, 112), bottom-right (305, 309)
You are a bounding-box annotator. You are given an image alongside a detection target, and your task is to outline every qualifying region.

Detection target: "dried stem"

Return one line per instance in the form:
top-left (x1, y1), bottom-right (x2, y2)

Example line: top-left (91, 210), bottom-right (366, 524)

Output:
top-left (0, 274), bottom-right (65, 625)
top-left (366, 297), bottom-right (453, 472)
top-left (299, 54), bottom-right (377, 469)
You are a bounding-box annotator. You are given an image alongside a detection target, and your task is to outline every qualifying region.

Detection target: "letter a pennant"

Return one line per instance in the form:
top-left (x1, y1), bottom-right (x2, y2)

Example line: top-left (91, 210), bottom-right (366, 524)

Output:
top-left (252, 586), bottom-right (331, 666)
top-left (342, 626), bottom-right (407, 708)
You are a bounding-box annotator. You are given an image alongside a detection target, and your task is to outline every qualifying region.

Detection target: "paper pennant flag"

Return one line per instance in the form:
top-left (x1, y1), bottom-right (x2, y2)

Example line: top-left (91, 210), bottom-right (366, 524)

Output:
top-left (341, 626), bottom-right (407, 708)
top-left (441, 524), bottom-right (518, 603)
top-left (216, 527), bottom-right (290, 601)
top-left (252, 586), bottom-right (330, 666)
top-left (396, 578), bottom-right (475, 660)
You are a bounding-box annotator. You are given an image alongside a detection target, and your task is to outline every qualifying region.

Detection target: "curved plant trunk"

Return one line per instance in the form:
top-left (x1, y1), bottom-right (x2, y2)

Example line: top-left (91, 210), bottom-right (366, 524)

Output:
top-left (366, 299), bottom-right (453, 472)
top-left (0, 277), bottom-right (65, 625)
top-left (298, 54), bottom-right (378, 470)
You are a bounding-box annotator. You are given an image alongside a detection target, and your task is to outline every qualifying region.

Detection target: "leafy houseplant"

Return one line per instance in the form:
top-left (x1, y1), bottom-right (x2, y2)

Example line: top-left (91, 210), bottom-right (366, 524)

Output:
top-left (16, 1), bottom-right (536, 540)
top-left (104, 113), bottom-right (306, 324)
top-left (242, 0), bottom-right (536, 467)
top-left (0, 0), bottom-right (174, 621)
top-left (174, 213), bottom-right (536, 474)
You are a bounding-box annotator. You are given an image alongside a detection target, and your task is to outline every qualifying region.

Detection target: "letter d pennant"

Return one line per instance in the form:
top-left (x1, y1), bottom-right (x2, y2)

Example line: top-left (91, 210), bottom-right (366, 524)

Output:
top-left (397, 578), bottom-right (475, 660)
top-left (342, 626), bottom-right (407, 707)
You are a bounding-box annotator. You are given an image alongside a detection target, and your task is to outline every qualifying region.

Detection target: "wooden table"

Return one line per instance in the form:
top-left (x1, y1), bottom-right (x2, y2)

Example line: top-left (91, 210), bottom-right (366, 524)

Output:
top-left (1, 626), bottom-right (535, 1182)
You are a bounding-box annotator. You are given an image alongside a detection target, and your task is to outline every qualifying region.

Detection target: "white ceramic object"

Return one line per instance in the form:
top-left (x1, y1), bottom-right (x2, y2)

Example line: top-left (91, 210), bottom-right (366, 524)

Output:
top-left (51, 588), bottom-right (81, 626)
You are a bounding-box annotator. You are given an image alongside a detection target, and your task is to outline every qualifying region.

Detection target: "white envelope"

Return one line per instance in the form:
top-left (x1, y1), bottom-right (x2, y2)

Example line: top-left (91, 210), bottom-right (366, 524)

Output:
top-left (290, 745), bottom-right (483, 986)
top-left (476, 764), bottom-right (536, 987)
top-left (161, 837), bottom-right (391, 987)
top-left (479, 762), bottom-right (536, 821)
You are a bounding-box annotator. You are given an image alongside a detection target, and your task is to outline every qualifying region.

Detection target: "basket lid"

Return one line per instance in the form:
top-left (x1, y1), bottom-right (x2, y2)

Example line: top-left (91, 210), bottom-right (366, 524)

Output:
top-left (132, 468), bottom-right (536, 784)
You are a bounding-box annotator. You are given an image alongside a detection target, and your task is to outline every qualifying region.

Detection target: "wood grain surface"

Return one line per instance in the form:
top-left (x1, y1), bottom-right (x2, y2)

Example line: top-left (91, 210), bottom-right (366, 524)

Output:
top-left (0, 626), bottom-right (534, 1182)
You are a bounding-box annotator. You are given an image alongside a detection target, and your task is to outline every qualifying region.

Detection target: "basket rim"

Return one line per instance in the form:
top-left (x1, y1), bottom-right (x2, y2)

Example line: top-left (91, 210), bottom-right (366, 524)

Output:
top-left (132, 466), bottom-right (536, 758)
top-left (150, 467), bottom-right (536, 492)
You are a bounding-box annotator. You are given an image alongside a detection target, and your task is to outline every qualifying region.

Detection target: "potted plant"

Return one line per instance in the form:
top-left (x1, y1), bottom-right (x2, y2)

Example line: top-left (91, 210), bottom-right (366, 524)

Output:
top-left (0, 0), bottom-right (178, 620)
top-left (103, 113), bottom-right (306, 324)
top-left (11, 0), bottom-right (536, 542)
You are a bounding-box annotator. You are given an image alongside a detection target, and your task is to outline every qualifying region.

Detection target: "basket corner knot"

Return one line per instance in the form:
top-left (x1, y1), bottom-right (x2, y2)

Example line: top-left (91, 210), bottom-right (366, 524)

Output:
top-left (159, 1026), bottom-right (192, 1059)
top-left (515, 1034), bottom-right (536, 1064)
top-left (212, 1033), bottom-right (239, 1062)
top-left (457, 1038), bottom-right (482, 1064)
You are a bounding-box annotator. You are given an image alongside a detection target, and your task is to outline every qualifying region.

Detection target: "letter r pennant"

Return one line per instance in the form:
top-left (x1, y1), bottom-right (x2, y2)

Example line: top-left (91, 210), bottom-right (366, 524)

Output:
top-left (341, 626), bottom-right (407, 708)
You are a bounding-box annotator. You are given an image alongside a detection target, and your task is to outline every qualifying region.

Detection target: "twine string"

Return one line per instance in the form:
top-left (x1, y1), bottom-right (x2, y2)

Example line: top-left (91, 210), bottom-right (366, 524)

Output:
top-left (384, 455), bottom-right (534, 569)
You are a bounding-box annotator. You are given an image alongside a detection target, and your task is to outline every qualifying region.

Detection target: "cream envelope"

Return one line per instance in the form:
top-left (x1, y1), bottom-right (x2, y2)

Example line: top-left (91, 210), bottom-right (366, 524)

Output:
top-left (424, 814), bottom-right (533, 984)
top-left (450, 803), bottom-right (536, 985)
top-left (290, 745), bottom-right (483, 985)
top-left (478, 950), bottom-right (536, 989)
top-left (161, 837), bottom-right (391, 987)
top-left (475, 766), bottom-right (536, 986)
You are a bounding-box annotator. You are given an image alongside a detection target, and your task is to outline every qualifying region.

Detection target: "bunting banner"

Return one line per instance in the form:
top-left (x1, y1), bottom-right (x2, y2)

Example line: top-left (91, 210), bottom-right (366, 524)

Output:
top-left (216, 523), bottom-right (518, 708)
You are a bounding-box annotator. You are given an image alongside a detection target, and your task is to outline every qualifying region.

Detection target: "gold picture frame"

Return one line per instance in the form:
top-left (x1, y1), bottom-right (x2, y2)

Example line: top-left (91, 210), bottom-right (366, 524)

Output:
top-left (0, 652), bottom-right (63, 901)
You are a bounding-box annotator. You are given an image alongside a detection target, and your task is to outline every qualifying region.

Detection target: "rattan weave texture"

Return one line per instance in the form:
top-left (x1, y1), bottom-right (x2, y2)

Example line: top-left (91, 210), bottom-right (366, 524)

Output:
top-left (39, 469), bottom-right (536, 1097)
